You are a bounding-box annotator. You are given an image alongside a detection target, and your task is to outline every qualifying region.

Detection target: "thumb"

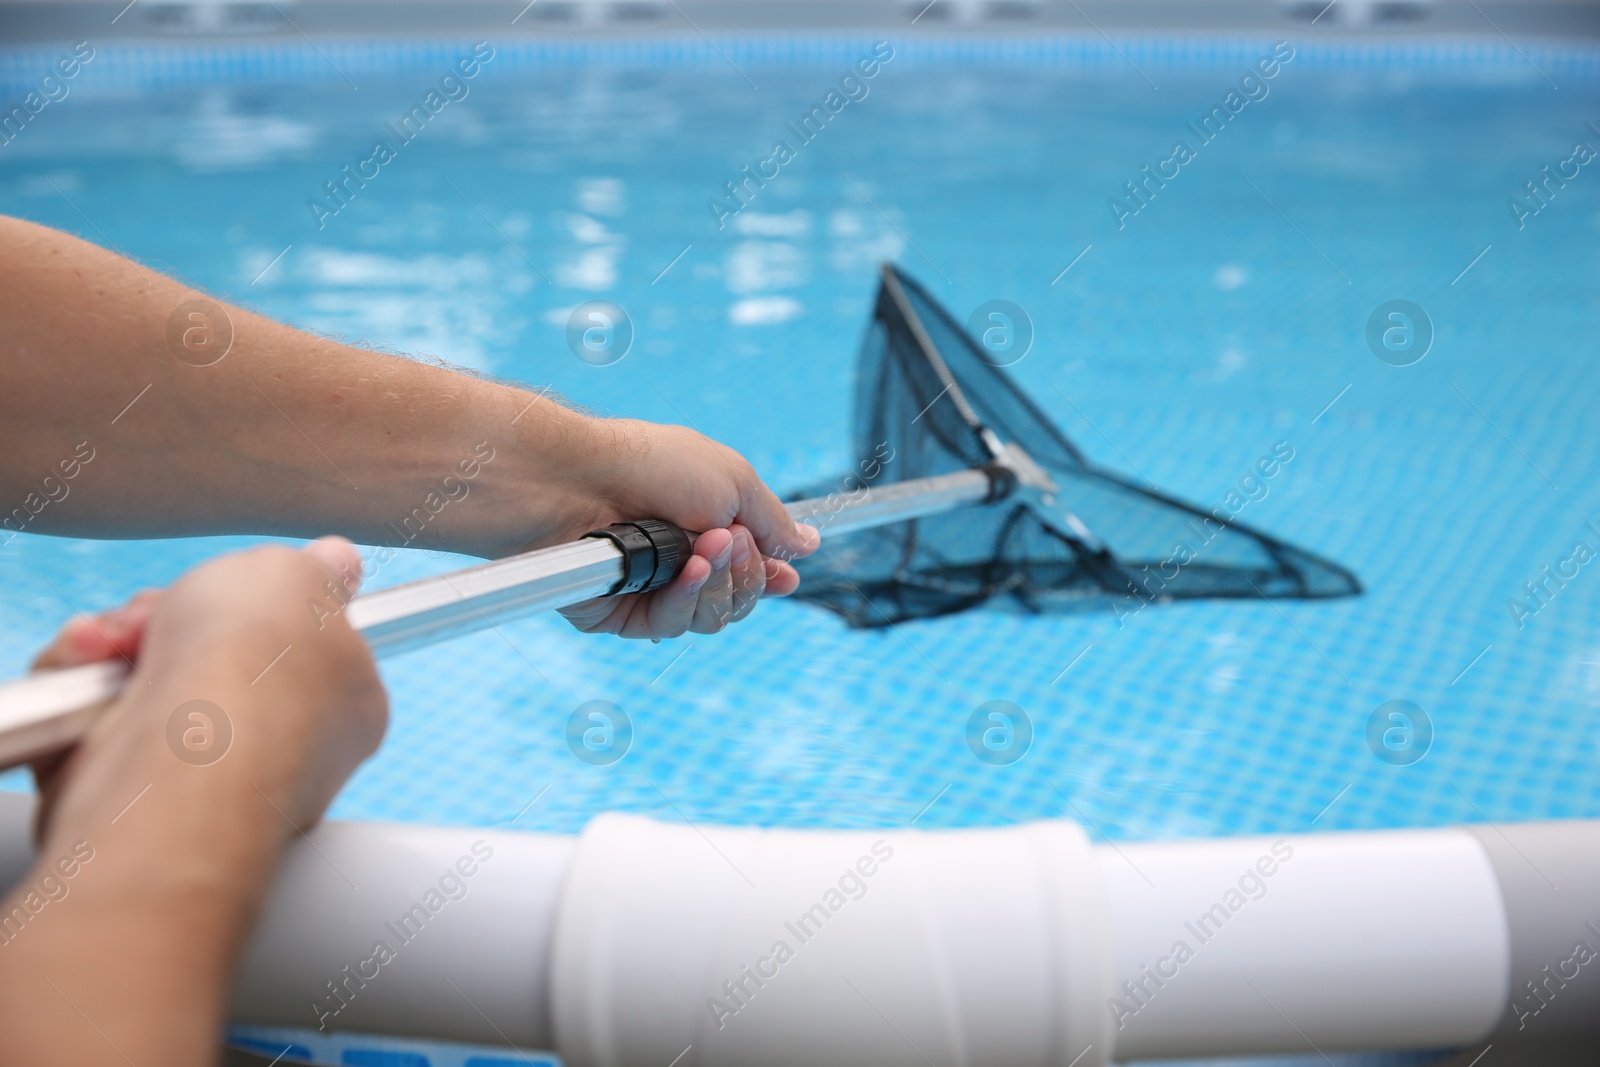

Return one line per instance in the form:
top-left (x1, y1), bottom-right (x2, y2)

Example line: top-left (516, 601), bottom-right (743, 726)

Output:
top-left (301, 536), bottom-right (365, 600)
top-left (735, 474), bottom-right (820, 563)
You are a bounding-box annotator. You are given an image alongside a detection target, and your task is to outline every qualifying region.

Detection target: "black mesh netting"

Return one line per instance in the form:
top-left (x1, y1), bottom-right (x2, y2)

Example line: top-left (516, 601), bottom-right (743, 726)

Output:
top-left (787, 265), bottom-right (1362, 628)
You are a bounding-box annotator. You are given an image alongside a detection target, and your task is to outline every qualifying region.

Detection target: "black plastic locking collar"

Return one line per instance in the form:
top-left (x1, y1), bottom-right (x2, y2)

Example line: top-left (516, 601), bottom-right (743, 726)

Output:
top-left (585, 519), bottom-right (693, 596)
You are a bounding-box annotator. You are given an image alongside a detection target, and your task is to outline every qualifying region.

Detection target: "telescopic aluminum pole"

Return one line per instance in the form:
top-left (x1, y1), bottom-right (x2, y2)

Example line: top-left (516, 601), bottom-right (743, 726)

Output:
top-left (0, 466), bottom-right (1007, 767)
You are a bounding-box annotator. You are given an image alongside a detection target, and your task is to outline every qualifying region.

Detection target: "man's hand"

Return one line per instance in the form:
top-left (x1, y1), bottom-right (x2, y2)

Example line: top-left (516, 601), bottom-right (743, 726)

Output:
top-left (550, 419), bottom-right (820, 639)
top-left (0, 539), bottom-right (387, 1067)
top-left (27, 538), bottom-right (386, 842)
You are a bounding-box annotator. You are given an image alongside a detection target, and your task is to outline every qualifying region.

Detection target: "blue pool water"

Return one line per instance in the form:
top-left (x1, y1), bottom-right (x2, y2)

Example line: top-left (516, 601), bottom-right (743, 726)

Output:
top-left (1, 41), bottom-right (1599, 1061)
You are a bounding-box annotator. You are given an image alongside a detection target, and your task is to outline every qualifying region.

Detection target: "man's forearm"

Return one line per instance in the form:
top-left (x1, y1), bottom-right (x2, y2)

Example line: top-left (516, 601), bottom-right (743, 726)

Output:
top-left (0, 214), bottom-right (603, 558)
top-left (0, 787), bottom-right (288, 1067)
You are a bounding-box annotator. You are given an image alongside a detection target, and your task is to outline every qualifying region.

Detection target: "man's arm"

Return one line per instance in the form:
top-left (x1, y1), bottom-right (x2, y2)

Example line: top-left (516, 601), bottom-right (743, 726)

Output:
top-left (0, 215), bottom-right (817, 636)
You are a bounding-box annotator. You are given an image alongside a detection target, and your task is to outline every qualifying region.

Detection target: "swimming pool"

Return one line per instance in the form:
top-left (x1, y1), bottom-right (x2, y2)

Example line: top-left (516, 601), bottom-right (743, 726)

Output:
top-left (2, 30), bottom-right (1599, 1065)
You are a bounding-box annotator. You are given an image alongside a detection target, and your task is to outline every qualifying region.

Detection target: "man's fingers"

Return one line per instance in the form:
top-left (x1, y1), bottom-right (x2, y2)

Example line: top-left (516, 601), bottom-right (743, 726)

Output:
top-left (617, 528), bottom-right (730, 639)
top-left (628, 552), bottom-right (710, 639)
top-left (26, 589), bottom-right (163, 832)
top-left (723, 527), bottom-right (766, 625)
top-left (687, 529), bottom-right (737, 634)
top-left (31, 590), bottom-right (162, 671)
top-left (34, 540), bottom-right (365, 670)
top-left (30, 617), bottom-right (112, 671)
top-left (764, 558), bottom-right (801, 597)
top-left (558, 527), bottom-right (802, 641)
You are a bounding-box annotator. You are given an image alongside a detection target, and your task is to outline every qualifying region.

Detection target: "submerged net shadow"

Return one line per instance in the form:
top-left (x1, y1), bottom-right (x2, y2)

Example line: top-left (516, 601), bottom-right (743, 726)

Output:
top-left (788, 264), bottom-right (1362, 628)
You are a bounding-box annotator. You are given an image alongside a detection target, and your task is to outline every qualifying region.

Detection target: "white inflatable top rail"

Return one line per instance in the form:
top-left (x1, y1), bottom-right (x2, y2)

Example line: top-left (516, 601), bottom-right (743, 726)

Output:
top-left (1, 794), bottom-right (1595, 1064)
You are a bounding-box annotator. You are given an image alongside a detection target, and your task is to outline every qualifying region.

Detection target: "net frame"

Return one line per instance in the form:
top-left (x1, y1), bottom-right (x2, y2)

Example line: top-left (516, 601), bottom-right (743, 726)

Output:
top-left (789, 264), bottom-right (1362, 629)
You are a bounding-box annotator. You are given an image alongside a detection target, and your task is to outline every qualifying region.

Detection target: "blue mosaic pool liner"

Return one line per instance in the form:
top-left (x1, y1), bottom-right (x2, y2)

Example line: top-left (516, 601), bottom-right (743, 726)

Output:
top-left (1, 34), bottom-right (1597, 97)
top-left (227, 1023), bottom-right (557, 1067)
top-left (225, 1023), bottom-right (1455, 1067)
